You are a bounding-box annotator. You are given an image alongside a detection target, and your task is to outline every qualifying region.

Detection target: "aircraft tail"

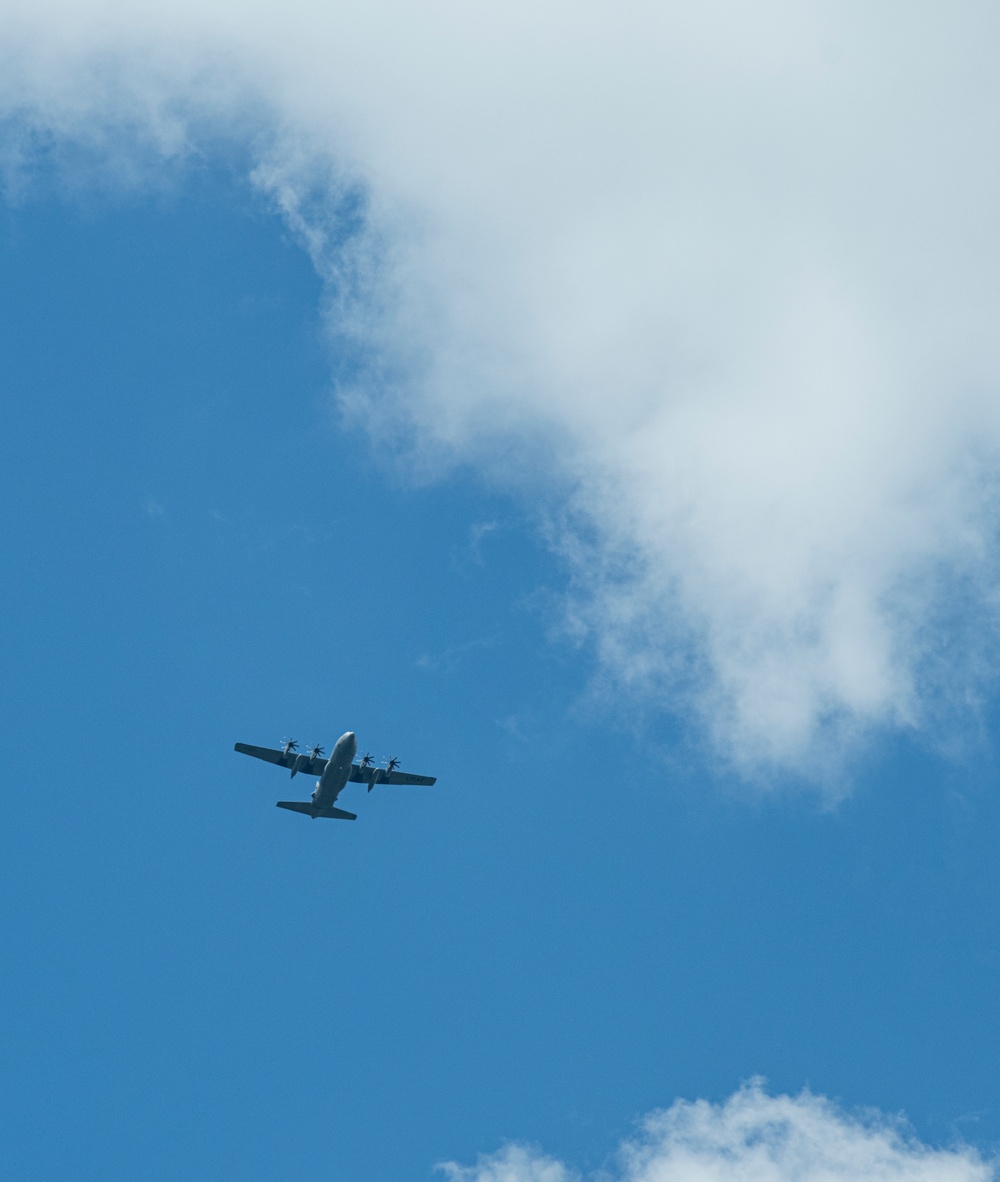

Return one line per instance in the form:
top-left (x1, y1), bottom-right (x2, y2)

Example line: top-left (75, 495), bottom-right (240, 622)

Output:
top-left (276, 801), bottom-right (357, 821)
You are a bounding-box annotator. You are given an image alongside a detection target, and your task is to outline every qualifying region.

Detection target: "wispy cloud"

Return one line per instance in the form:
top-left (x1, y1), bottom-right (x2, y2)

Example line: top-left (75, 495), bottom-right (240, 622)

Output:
top-left (6, 1), bottom-right (1000, 782)
top-left (438, 1082), bottom-right (994, 1182)
top-left (415, 635), bottom-right (499, 675)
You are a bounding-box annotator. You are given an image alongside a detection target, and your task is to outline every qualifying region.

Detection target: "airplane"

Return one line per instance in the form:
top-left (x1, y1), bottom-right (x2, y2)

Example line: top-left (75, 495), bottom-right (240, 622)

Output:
top-left (234, 730), bottom-right (436, 820)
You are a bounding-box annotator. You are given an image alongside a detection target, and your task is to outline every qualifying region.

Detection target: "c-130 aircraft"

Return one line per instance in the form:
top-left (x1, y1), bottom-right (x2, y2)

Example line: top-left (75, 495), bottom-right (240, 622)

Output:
top-left (235, 730), bottom-right (436, 820)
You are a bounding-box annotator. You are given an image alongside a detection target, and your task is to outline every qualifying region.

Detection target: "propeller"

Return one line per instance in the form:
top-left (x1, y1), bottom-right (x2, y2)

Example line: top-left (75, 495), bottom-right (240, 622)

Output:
top-left (359, 752), bottom-right (375, 768)
top-left (281, 738), bottom-right (298, 755)
top-left (386, 756), bottom-right (401, 773)
top-left (308, 745), bottom-right (325, 759)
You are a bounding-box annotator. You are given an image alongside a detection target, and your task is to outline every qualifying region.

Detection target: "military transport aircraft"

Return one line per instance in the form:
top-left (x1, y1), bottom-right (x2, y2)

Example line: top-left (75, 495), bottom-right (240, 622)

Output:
top-left (234, 730), bottom-right (436, 820)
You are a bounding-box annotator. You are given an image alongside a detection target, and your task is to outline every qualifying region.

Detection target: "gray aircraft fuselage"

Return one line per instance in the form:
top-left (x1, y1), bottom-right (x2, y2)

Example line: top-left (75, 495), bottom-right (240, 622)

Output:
top-left (311, 730), bottom-right (357, 809)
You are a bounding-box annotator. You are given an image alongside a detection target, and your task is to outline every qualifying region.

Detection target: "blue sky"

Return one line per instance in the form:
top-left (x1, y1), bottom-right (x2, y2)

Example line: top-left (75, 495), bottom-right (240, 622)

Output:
top-left (3, 6), bottom-right (1000, 1181)
top-left (3, 164), bottom-right (1000, 1182)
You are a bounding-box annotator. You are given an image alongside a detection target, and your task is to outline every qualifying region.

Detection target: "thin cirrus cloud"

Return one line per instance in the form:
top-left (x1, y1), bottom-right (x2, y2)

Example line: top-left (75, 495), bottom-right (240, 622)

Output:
top-left (4, 1), bottom-right (1000, 782)
top-left (439, 1082), bottom-right (993, 1182)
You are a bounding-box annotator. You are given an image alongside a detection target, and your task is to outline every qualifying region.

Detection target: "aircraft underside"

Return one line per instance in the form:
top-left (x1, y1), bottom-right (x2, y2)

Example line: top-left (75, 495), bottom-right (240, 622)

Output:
top-left (235, 731), bottom-right (436, 823)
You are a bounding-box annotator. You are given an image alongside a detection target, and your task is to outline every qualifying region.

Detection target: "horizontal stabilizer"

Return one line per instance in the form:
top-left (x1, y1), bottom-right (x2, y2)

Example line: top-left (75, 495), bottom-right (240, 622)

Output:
top-left (276, 801), bottom-right (357, 821)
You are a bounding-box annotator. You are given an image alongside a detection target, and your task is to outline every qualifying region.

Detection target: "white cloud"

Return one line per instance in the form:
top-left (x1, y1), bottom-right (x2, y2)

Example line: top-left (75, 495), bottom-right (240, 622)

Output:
top-left (438, 1082), bottom-right (994, 1182)
top-left (4, 1), bottom-right (1000, 780)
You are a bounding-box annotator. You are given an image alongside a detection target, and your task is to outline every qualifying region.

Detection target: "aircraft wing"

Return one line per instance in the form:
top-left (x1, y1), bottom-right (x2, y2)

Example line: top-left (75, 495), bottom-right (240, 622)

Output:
top-left (234, 742), bottom-right (328, 778)
top-left (348, 764), bottom-right (437, 787)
